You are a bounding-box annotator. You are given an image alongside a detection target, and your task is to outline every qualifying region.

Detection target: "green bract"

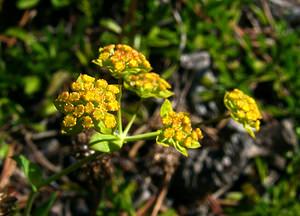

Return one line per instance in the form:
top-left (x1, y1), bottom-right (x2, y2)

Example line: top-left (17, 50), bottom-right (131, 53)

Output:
top-left (123, 73), bottom-right (173, 98)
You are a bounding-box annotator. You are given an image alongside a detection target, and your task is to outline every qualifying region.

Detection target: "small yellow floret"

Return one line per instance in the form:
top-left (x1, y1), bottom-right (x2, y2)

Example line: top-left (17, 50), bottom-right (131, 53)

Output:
top-left (57, 91), bottom-right (69, 101)
top-left (63, 115), bottom-right (77, 127)
top-left (82, 116), bottom-right (94, 129)
top-left (85, 102), bottom-right (94, 114)
top-left (73, 105), bottom-right (85, 117)
top-left (64, 103), bottom-right (74, 113)
top-left (82, 74), bottom-right (95, 83)
top-left (104, 114), bottom-right (116, 128)
top-left (163, 128), bottom-right (175, 139)
top-left (69, 92), bottom-right (80, 102)
top-left (95, 79), bottom-right (108, 88)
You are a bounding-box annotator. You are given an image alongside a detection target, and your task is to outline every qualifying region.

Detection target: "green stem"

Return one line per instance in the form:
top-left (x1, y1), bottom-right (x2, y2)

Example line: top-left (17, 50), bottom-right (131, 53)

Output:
top-left (25, 191), bottom-right (38, 216)
top-left (124, 131), bottom-right (160, 142)
top-left (37, 152), bottom-right (101, 189)
top-left (123, 114), bottom-right (136, 137)
top-left (24, 152), bottom-right (101, 215)
top-left (89, 135), bottom-right (118, 146)
top-left (123, 99), bottom-right (143, 137)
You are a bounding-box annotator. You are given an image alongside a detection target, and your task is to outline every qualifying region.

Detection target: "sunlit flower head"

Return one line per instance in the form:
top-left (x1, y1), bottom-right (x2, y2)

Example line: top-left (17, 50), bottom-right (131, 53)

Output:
top-left (224, 89), bottom-right (262, 138)
top-left (157, 100), bottom-right (203, 156)
top-left (55, 74), bottom-right (120, 134)
top-left (124, 72), bottom-right (173, 98)
top-left (92, 44), bottom-right (152, 79)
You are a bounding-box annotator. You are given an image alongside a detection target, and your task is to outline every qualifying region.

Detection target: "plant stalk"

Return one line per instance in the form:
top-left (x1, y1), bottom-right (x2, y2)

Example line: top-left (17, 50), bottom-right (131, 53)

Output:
top-left (37, 152), bottom-right (101, 189)
top-left (124, 131), bottom-right (160, 142)
top-left (25, 191), bottom-right (38, 216)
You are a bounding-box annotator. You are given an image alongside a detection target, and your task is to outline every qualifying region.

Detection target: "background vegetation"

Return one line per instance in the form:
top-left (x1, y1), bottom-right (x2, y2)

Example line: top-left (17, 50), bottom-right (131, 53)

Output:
top-left (0, 0), bottom-right (300, 215)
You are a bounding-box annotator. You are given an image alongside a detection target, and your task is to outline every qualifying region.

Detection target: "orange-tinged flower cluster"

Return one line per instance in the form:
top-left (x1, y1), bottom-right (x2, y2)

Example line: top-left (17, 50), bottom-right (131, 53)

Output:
top-left (124, 73), bottom-right (173, 98)
top-left (157, 100), bottom-right (203, 156)
top-left (224, 89), bottom-right (262, 138)
top-left (55, 74), bottom-right (120, 134)
top-left (92, 44), bottom-right (152, 79)
top-left (93, 44), bottom-right (174, 99)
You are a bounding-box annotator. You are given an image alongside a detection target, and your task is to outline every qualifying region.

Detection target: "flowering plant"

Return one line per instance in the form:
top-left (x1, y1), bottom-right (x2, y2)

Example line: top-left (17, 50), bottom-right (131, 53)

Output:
top-left (224, 89), bottom-right (262, 138)
top-left (21, 44), bottom-right (262, 215)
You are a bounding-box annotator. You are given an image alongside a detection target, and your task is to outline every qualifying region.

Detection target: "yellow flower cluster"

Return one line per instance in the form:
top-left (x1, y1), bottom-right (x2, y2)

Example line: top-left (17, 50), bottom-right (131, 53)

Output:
top-left (157, 100), bottom-right (203, 156)
top-left (224, 89), bottom-right (262, 138)
top-left (55, 74), bottom-right (120, 134)
top-left (93, 44), bottom-right (174, 99)
top-left (92, 44), bottom-right (152, 79)
top-left (124, 73), bottom-right (173, 98)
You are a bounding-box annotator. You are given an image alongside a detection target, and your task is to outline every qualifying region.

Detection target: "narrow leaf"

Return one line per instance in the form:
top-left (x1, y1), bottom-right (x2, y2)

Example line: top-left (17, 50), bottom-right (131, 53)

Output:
top-left (33, 192), bottom-right (57, 216)
top-left (13, 155), bottom-right (44, 191)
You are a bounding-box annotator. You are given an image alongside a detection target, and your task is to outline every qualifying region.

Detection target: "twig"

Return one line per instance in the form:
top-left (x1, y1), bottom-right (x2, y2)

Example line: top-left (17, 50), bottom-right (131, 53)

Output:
top-left (24, 132), bottom-right (61, 173)
top-left (31, 130), bottom-right (59, 140)
top-left (261, 0), bottom-right (275, 28)
top-left (151, 173), bottom-right (172, 216)
top-left (136, 195), bottom-right (156, 216)
top-left (0, 143), bottom-right (16, 188)
top-left (151, 184), bottom-right (168, 216)
top-left (207, 195), bottom-right (225, 216)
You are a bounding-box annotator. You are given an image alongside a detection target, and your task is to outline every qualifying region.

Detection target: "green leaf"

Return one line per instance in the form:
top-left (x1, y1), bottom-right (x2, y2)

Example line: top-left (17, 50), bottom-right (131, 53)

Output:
top-left (13, 155), bottom-right (44, 191)
top-left (95, 121), bottom-right (113, 134)
top-left (189, 141), bottom-right (201, 149)
top-left (0, 139), bottom-right (9, 159)
top-left (16, 0), bottom-right (40, 9)
top-left (23, 76), bottom-right (41, 96)
top-left (75, 50), bottom-right (88, 66)
top-left (158, 90), bottom-right (174, 99)
top-left (156, 134), bottom-right (170, 147)
top-left (225, 191), bottom-right (244, 201)
top-left (33, 192), bottom-right (57, 216)
top-left (244, 124), bottom-right (256, 138)
top-left (100, 19), bottom-right (122, 34)
top-left (51, 0), bottom-right (70, 8)
top-left (160, 99), bottom-right (173, 117)
top-left (173, 140), bottom-right (188, 157)
top-left (89, 133), bottom-right (120, 153)
top-left (158, 208), bottom-right (178, 216)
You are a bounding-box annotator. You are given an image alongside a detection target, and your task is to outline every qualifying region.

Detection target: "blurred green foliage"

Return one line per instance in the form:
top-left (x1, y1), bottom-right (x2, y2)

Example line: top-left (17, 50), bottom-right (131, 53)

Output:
top-left (96, 173), bottom-right (136, 216)
top-left (1, 0), bottom-right (300, 214)
top-left (225, 151), bottom-right (300, 216)
top-left (1, 0), bottom-right (299, 126)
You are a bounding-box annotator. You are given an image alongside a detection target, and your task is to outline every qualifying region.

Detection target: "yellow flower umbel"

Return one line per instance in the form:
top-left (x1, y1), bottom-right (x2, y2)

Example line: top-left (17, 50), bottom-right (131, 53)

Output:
top-left (124, 72), bottom-right (173, 98)
top-left (224, 89), bottom-right (262, 138)
top-left (92, 44), bottom-right (152, 79)
top-left (156, 100), bottom-right (203, 156)
top-left (54, 74), bottom-right (120, 134)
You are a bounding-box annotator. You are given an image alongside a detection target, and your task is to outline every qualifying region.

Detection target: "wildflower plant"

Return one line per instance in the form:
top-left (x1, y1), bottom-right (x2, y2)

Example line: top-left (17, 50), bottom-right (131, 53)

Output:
top-left (224, 89), bottom-right (262, 138)
top-left (20, 44), bottom-right (263, 215)
top-left (156, 100), bottom-right (203, 156)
